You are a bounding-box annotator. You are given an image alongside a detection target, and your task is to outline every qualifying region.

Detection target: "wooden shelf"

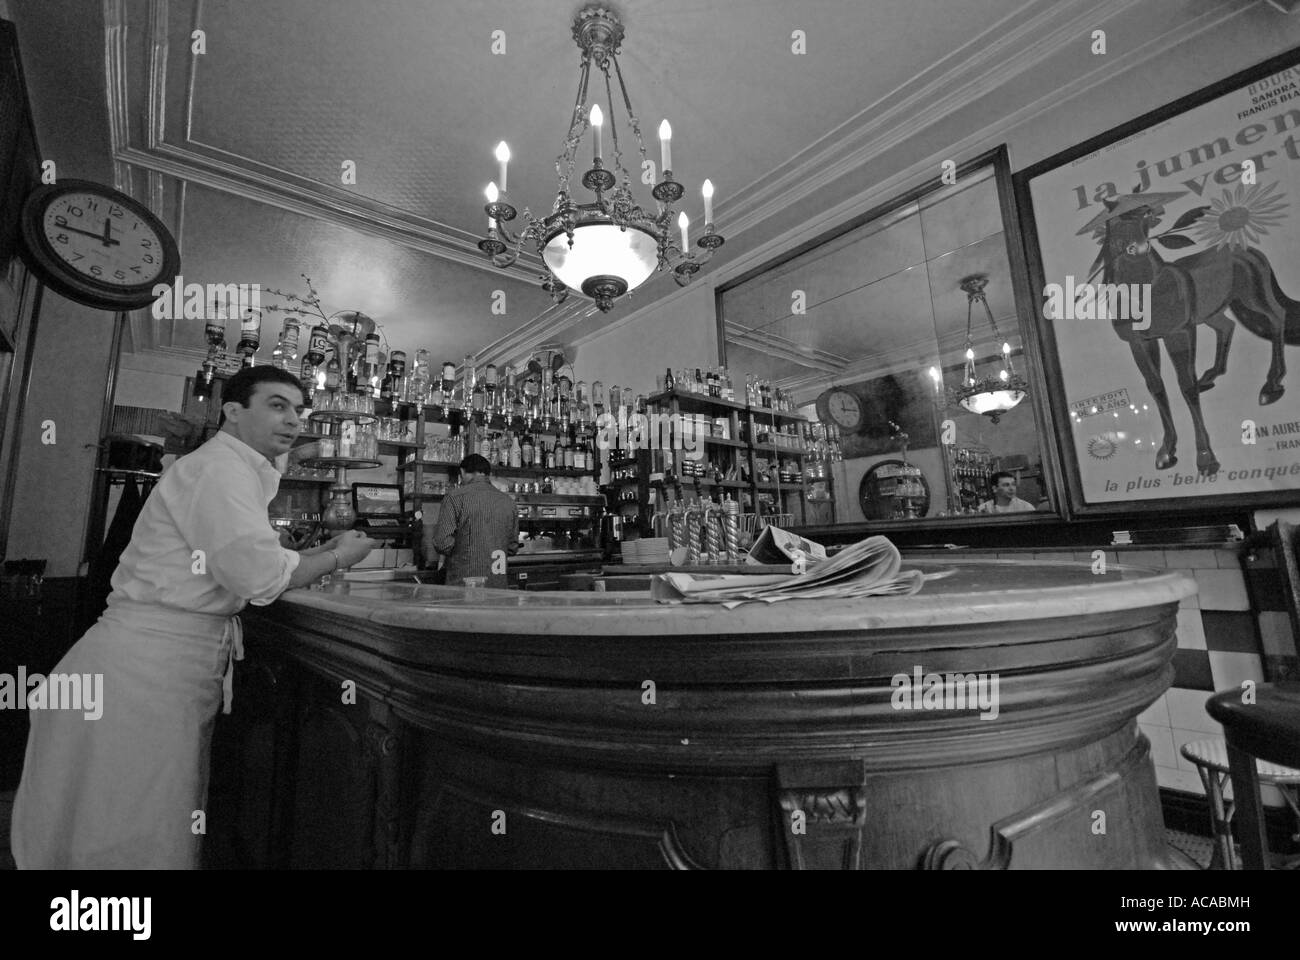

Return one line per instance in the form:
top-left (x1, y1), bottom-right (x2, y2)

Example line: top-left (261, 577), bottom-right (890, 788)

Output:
top-left (298, 457), bottom-right (382, 470)
top-left (377, 439), bottom-right (421, 450)
top-left (395, 460), bottom-right (460, 472)
top-left (647, 389), bottom-right (748, 415)
top-left (703, 436), bottom-right (745, 448)
top-left (751, 444), bottom-right (805, 457)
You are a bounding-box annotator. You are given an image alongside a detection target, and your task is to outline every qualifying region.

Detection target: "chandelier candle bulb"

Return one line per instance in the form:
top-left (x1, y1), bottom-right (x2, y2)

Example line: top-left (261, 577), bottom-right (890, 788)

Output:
top-left (590, 104), bottom-right (603, 161)
top-left (495, 142), bottom-right (510, 194)
top-left (702, 179), bottom-right (714, 225)
top-left (485, 182), bottom-right (498, 230)
top-left (678, 212), bottom-right (689, 252)
top-left (659, 119), bottom-right (672, 174)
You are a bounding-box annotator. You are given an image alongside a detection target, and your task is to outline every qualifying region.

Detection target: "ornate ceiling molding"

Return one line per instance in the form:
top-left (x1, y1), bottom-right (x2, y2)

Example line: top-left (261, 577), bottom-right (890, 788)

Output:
top-left (101, 0), bottom-right (1260, 368)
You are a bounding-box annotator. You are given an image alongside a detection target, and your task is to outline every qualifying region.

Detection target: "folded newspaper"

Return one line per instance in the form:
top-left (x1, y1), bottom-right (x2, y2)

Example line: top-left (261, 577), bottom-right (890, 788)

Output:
top-left (651, 529), bottom-right (952, 607)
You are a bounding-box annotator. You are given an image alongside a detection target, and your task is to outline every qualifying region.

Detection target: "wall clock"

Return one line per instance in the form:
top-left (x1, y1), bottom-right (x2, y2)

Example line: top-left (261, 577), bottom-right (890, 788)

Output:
top-left (815, 387), bottom-right (865, 433)
top-left (19, 179), bottom-right (180, 311)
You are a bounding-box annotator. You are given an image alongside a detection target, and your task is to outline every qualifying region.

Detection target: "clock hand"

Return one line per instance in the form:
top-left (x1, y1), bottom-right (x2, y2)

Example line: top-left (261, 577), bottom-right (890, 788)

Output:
top-left (102, 218), bottom-right (113, 244)
top-left (60, 224), bottom-right (121, 246)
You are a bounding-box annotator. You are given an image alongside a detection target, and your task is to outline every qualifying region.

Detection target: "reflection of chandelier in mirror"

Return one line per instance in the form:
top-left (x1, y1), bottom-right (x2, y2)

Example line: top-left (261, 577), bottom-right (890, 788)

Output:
top-left (476, 6), bottom-right (724, 313)
top-left (939, 274), bottom-right (1028, 425)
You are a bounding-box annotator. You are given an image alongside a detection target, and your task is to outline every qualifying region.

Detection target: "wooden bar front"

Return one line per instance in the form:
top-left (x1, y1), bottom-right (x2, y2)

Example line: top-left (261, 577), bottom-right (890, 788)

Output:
top-left (208, 559), bottom-right (1195, 869)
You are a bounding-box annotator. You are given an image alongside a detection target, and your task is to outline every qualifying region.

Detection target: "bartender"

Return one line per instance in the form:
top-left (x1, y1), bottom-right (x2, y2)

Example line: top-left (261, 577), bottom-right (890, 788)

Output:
top-left (10, 366), bottom-right (376, 869)
top-left (978, 470), bottom-right (1036, 514)
top-left (431, 453), bottom-right (519, 588)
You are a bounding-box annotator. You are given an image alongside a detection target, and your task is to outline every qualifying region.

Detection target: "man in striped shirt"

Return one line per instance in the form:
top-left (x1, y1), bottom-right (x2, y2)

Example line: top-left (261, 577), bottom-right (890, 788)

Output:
top-left (431, 453), bottom-right (519, 588)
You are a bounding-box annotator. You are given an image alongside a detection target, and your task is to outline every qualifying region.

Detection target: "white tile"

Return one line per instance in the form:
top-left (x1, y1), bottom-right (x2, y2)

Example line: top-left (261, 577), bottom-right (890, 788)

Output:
top-left (1122, 549), bottom-right (1167, 569)
top-left (1166, 688), bottom-right (1222, 734)
top-left (1215, 548), bottom-right (1244, 569)
top-left (1140, 724), bottom-right (1178, 769)
top-left (1175, 609), bottom-right (1207, 650)
top-left (1208, 651), bottom-right (1266, 691)
top-left (1156, 765), bottom-right (1207, 795)
top-left (1192, 569), bottom-right (1250, 611)
top-left (1137, 692), bottom-right (1170, 728)
top-left (1257, 611), bottom-right (1294, 657)
top-left (1179, 581), bottom-right (1201, 609)
top-left (1163, 549), bottom-right (1220, 569)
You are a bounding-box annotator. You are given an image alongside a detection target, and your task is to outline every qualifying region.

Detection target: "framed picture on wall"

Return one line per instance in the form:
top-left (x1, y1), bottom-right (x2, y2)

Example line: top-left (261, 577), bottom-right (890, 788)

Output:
top-left (1015, 45), bottom-right (1300, 516)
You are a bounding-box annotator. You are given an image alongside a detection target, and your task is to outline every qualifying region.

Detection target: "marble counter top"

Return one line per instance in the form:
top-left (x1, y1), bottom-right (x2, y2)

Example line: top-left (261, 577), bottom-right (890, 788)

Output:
top-left (278, 558), bottom-right (1196, 635)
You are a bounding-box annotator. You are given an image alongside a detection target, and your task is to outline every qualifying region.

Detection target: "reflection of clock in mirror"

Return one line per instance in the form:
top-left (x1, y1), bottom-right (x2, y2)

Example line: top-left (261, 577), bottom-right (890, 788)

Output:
top-left (815, 387), bottom-right (865, 433)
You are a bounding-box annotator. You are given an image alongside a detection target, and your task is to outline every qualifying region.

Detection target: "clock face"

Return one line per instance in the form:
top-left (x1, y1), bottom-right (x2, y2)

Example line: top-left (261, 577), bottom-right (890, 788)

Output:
top-left (41, 191), bottom-right (166, 287)
top-left (827, 390), bottom-right (862, 429)
top-left (20, 179), bottom-right (180, 311)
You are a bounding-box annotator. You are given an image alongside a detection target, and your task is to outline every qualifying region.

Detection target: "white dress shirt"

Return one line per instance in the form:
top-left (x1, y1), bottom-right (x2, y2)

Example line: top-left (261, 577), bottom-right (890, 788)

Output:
top-left (110, 430), bottom-right (301, 615)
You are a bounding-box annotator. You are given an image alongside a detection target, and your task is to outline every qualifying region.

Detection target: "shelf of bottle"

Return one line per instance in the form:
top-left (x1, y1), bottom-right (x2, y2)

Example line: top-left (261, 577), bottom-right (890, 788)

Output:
top-left (297, 458), bottom-right (383, 470)
top-left (751, 444), bottom-right (806, 457)
top-left (494, 466), bottom-right (593, 478)
top-left (677, 477), bottom-right (748, 490)
top-left (647, 389), bottom-right (748, 415)
top-left (748, 406), bottom-right (809, 424)
top-left (754, 482), bottom-right (802, 492)
top-left (395, 460), bottom-right (461, 472)
top-left (309, 410), bottom-right (377, 426)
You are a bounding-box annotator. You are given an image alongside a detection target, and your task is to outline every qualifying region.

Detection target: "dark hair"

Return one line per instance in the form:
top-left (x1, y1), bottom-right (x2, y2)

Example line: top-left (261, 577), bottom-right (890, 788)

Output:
top-left (990, 470), bottom-right (1016, 486)
top-left (218, 366), bottom-right (305, 426)
top-left (460, 453), bottom-right (492, 476)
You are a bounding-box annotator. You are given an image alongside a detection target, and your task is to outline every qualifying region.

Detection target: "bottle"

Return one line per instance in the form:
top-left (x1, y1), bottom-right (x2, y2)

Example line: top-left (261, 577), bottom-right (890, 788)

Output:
top-left (509, 434), bottom-right (522, 468)
top-left (380, 361), bottom-right (394, 402)
top-left (693, 368), bottom-right (703, 394)
top-left (472, 376), bottom-right (485, 414)
top-left (237, 307), bottom-right (262, 365)
top-left (665, 367), bottom-right (675, 394)
top-left (521, 433), bottom-right (535, 467)
top-left (545, 440), bottom-right (556, 470)
top-left (325, 351), bottom-right (341, 393)
top-left (485, 363), bottom-right (498, 411)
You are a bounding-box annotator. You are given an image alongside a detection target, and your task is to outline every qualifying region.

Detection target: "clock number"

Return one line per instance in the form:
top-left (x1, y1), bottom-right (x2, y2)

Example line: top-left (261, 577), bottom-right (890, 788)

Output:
top-left (141, 238), bottom-right (152, 248)
top-left (54, 233), bottom-right (68, 244)
top-left (89, 265), bottom-right (103, 277)
top-left (114, 270), bottom-right (126, 280)
top-left (142, 254), bottom-right (154, 264)
top-left (54, 215), bottom-right (68, 227)
top-left (67, 205), bottom-right (83, 218)
top-left (86, 200), bottom-right (99, 212)
top-left (109, 205), bottom-right (123, 218)
top-left (129, 265), bottom-right (141, 273)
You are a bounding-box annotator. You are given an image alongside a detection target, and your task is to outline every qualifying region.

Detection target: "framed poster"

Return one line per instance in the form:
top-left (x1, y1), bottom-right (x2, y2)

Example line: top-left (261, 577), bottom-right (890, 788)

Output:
top-left (1016, 45), bottom-right (1300, 515)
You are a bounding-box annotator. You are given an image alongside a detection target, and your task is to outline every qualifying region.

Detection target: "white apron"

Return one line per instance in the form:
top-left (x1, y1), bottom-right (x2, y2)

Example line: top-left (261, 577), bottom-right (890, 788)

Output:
top-left (10, 595), bottom-right (244, 869)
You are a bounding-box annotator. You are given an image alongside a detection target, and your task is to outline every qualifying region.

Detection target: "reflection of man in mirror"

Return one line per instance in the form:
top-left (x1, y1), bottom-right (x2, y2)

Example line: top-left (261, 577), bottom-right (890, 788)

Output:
top-left (978, 471), bottom-right (1035, 514)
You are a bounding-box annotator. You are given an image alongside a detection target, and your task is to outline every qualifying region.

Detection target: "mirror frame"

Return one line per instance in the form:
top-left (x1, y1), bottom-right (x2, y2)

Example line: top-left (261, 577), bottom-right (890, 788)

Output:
top-left (715, 145), bottom-right (1069, 533)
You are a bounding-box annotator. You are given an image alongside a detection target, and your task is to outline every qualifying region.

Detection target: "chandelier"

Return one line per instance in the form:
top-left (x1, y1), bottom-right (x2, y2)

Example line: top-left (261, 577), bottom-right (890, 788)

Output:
top-left (945, 274), bottom-right (1028, 424)
top-left (476, 6), bottom-right (724, 313)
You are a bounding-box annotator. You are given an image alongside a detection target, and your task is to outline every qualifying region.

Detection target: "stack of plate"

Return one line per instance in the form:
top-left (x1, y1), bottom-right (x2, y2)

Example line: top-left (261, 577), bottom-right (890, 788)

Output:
top-left (633, 537), bottom-right (671, 565)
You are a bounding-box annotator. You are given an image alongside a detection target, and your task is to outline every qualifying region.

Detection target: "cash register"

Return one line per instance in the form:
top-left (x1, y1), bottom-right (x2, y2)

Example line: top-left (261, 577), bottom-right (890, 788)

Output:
top-left (351, 483), bottom-right (410, 540)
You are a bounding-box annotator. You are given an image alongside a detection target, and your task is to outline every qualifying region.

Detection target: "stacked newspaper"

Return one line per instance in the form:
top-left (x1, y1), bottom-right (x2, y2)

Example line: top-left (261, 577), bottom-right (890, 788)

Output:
top-left (651, 529), bottom-right (952, 607)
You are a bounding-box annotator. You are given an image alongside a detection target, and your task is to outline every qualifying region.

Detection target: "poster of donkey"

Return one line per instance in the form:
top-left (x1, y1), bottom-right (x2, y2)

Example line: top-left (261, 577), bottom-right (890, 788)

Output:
top-left (1020, 50), bottom-right (1300, 508)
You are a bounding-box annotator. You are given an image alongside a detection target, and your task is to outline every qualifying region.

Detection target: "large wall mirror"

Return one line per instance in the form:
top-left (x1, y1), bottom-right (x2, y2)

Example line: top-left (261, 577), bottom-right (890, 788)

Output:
top-left (719, 150), bottom-right (1055, 527)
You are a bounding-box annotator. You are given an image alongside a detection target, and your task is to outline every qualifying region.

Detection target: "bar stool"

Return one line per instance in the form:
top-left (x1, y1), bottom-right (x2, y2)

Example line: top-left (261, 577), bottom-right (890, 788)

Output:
top-left (1205, 683), bottom-right (1300, 869)
top-left (1180, 737), bottom-right (1300, 869)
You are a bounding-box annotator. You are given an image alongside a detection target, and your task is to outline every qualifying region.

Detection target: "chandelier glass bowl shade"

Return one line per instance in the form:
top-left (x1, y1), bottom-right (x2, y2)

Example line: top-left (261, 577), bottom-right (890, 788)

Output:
top-left (946, 274), bottom-right (1028, 425)
top-left (477, 6), bottom-right (724, 313)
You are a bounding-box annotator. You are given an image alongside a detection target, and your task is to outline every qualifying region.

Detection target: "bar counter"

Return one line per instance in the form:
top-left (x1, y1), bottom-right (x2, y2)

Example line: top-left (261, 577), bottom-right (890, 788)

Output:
top-left (210, 559), bottom-right (1196, 869)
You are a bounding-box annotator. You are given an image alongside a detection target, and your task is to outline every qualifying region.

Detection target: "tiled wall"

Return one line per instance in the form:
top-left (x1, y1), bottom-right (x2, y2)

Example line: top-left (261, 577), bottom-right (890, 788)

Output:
top-left (903, 544), bottom-right (1296, 808)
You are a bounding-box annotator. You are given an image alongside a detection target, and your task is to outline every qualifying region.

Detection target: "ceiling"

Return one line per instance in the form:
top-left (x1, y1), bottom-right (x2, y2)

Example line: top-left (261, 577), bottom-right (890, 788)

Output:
top-left (5, 0), bottom-right (1268, 379)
